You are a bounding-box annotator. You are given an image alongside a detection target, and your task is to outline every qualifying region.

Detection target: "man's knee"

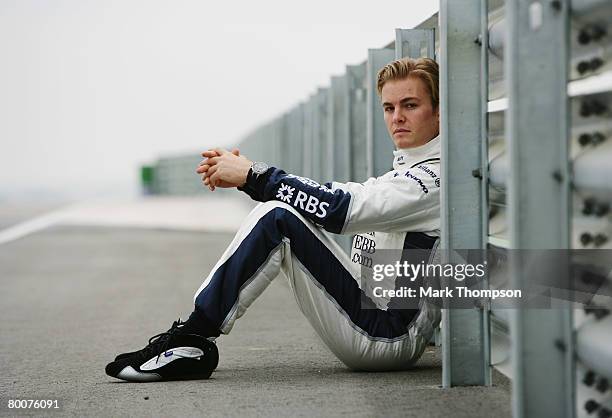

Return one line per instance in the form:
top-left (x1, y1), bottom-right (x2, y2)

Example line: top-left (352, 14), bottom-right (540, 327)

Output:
top-left (251, 201), bottom-right (307, 228)
top-left (243, 201), bottom-right (296, 232)
top-left (242, 201), bottom-right (324, 252)
top-left (256, 200), bottom-right (297, 214)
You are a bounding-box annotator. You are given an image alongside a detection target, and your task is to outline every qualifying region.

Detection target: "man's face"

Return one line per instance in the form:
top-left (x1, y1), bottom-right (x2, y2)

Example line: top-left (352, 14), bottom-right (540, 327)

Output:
top-left (381, 76), bottom-right (439, 149)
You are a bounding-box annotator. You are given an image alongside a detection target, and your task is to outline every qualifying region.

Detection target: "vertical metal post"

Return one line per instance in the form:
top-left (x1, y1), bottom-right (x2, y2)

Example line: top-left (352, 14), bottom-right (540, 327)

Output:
top-left (291, 104), bottom-right (305, 176)
top-left (312, 88), bottom-right (328, 183)
top-left (311, 92), bottom-right (322, 183)
top-left (265, 124), bottom-right (272, 166)
top-left (329, 74), bottom-right (353, 252)
top-left (366, 48), bottom-right (395, 178)
top-left (319, 87), bottom-right (332, 183)
top-left (506, 0), bottom-right (574, 417)
top-left (285, 108), bottom-right (295, 174)
top-left (329, 75), bottom-right (351, 183)
top-left (347, 63), bottom-right (367, 182)
top-left (302, 94), bottom-right (315, 180)
top-left (395, 28), bottom-right (436, 59)
top-left (479, 0), bottom-right (492, 386)
top-left (440, 0), bottom-right (490, 387)
top-left (273, 121), bottom-right (279, 168)
top-left (278, 114), bottom-right (289, 172)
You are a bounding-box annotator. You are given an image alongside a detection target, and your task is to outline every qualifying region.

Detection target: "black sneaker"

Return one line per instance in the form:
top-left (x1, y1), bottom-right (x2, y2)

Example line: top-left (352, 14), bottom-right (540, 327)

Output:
top-left (112, 319), bottom-right (188, 361)
top-left (105, 319), bottom-right (219, 382)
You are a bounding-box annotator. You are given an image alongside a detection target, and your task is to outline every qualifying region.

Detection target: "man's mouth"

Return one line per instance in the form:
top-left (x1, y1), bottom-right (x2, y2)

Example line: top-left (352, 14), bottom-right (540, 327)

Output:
top-left (393, 128), bottom-right (410, 134)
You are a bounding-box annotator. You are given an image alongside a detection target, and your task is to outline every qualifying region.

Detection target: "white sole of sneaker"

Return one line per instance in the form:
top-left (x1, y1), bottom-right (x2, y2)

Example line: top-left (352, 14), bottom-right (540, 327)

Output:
top-left (117, 366), bottom-right (162, 382)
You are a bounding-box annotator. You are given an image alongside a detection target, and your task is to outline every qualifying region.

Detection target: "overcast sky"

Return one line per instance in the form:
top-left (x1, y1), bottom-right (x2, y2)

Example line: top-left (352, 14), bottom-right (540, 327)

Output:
top-left (0, 0), bottom-right (438, 201)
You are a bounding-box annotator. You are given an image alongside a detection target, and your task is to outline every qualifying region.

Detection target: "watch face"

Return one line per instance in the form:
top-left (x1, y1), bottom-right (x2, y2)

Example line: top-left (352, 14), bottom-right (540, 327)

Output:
top-left (252, 162), bottom-right (269, 175)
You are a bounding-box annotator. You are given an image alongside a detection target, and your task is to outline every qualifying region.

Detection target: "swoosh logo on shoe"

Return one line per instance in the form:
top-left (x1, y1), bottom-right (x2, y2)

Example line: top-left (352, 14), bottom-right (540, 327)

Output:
top-left (139, 347), bottom-right (204, 371)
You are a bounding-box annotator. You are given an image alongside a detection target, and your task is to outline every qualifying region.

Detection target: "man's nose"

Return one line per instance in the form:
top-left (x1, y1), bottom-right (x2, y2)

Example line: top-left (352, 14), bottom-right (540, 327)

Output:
top-left (392, 109), bottom-right (405, 124)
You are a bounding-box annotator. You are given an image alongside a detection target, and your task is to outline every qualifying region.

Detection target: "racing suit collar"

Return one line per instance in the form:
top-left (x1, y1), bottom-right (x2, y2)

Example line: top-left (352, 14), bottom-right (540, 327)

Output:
top-left (392, 135), bottom-right (440, 171)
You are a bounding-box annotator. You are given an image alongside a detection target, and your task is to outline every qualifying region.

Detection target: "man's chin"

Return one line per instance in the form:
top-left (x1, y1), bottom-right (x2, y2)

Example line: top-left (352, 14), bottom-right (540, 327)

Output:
top-left (393, 136), bottom-right (418, 149)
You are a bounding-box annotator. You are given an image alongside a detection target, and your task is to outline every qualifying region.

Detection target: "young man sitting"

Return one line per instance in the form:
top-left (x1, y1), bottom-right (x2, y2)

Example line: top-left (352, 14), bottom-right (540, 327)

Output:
top-left (105, 57), bottom-right (442, 382)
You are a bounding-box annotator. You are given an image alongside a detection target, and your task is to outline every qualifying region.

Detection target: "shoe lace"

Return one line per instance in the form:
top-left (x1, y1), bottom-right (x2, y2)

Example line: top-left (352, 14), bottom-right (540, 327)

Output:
top-left (140, 319), bottom-right (185, 364)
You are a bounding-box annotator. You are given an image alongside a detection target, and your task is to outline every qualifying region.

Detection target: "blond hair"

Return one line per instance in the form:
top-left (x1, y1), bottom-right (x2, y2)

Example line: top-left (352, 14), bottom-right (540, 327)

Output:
top-left (376, 57), bottom-right (439, 109)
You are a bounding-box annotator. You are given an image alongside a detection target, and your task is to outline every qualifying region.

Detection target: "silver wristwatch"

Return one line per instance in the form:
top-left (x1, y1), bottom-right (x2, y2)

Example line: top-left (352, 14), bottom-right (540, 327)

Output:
top-left (250, 161), bottom-right (269, 178)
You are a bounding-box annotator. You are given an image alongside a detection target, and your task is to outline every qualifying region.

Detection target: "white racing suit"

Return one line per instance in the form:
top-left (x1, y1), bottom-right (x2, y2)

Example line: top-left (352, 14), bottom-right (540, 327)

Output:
top-left (193, 136), bottom-right (441, 371)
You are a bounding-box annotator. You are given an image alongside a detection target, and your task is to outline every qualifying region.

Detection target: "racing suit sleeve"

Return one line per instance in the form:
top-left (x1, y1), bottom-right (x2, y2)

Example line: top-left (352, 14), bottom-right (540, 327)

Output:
top-left (238, 166), bottom-right (439, 235)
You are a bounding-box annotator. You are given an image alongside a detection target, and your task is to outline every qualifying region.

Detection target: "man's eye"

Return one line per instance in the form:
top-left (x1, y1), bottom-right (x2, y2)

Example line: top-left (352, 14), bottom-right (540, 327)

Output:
top-left (384, 107), bottom-right (393, 112)
top-left (405, 103), bottom-right (417, 108)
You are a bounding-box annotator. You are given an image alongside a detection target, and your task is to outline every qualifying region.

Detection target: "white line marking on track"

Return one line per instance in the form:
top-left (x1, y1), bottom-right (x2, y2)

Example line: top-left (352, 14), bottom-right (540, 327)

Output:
top-left (0, 206), bottom-right (73, 245)
top-left (0, 196), bottom-right (254, 245)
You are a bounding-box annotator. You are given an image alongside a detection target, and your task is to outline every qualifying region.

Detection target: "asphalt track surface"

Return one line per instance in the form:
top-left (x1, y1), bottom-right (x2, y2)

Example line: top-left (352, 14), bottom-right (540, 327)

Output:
top-left (0, 225), bottom-right (512, 417)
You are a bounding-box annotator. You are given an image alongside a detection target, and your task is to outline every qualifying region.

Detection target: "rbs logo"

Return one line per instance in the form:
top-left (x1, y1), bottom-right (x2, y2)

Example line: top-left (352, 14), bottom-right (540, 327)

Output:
top-left (276, 183), bottom-right (329, 218)
top-left (294, 190), bottom-right (329, 218)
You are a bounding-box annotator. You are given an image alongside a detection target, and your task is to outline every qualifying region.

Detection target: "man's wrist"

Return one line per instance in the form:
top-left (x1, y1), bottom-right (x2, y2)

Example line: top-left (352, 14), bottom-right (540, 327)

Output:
top-left (238, 164), bottom-right (274, 197)
top-left (244, 166), bottom-right (255, 186)
top-left (240, 161), bottom-right (269, 187)
top-left (250, 161), bottom-right (270, 178)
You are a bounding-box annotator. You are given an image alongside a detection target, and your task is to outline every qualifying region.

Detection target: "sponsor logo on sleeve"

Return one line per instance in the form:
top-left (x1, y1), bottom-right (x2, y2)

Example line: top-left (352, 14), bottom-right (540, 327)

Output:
top-left (404, 171), bottom-right (429, 194)
top-left (276, 184), bottom-right (295, 203)
top-left (286, 174), bottom-right (334, 195)
top-left (276, 183), bottom-right (330, 218)
top-left (416, 164), bottom-right (438, 179)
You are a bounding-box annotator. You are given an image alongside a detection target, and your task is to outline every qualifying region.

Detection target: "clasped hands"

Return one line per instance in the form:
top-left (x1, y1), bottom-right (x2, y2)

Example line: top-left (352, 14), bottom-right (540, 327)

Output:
top-left (196, 148), bottom-right (253, 191)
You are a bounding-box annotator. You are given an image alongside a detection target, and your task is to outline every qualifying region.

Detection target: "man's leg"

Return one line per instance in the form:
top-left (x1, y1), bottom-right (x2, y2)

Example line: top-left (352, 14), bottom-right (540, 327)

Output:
top-left (190, 201), bottom-right (440, 371)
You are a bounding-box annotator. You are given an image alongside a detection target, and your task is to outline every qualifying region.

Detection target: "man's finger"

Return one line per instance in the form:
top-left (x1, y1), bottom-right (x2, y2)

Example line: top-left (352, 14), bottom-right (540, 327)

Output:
top-left (196, 164), bottom-right (210, 174)
top-left (213, 147), bottom-right (229, 156)
top-left (206, 165), bottom-right (219, 184)
top-left (206, 164), bottom-right (219, 176)
top-left (209, 170), bottom-right (222, 187)
top-left (206, 156), bottom-right (222, 166)
top-left (202, 175), bottom-right (214, 191)
top-left (201, 150), bottom-right (218, 158)
top-left (231, 148), bottom-right (240, 156)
